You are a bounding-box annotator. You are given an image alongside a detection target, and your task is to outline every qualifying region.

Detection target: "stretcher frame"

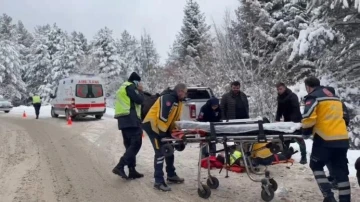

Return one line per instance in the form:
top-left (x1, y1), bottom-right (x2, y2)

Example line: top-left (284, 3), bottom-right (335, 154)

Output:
top-left (160, 120), bottom-right (303, 202)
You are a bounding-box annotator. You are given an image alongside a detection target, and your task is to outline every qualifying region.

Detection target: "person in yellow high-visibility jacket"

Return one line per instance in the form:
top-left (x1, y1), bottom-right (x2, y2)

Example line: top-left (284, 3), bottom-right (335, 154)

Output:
top-left (112, 72), bottom-right (144, 180)
top-left (28, 93), bottom-right (42, 119)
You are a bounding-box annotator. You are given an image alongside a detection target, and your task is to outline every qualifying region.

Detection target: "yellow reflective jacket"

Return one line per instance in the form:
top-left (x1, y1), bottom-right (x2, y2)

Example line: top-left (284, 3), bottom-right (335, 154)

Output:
top-left (302, 86), bottom-right (349, 148)
top-left (143, 92), bottom-right (183, 135)
top-left (251, 143), bottom-right (272, 159)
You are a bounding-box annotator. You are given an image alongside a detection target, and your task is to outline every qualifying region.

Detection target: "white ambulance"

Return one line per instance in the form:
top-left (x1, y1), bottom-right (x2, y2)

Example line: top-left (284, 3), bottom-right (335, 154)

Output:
top-left (50, 75), bottom-right (106, 120)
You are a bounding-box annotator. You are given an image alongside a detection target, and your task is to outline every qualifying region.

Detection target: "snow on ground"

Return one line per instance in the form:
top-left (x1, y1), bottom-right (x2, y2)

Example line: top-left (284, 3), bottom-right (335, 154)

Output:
top-left (8, 105), bottom-right (116, 119)
top-left (5, 105), bottom-right (360, 178)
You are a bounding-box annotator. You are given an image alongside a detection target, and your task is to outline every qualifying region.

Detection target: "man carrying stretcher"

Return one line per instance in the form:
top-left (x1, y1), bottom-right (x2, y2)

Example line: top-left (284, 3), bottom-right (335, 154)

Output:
top-left (142, 83), bottom-right (187, 191)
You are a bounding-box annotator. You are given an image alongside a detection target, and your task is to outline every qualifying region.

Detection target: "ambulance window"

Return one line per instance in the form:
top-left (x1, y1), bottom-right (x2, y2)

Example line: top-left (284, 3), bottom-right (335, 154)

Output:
top-left (76, 84), bottom-right (89, 98)
top-left (91, 84), bottom-right (103, 98)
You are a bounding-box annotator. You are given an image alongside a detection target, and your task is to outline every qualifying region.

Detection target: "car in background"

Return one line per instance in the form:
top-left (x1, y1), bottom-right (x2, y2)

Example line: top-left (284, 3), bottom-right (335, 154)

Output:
top-left (0, 97), bottom-right (13, 113)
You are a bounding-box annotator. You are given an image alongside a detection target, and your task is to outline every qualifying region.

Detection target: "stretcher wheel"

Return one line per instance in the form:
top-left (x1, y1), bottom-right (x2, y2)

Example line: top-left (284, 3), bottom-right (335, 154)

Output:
top-left (161, 144), bottom-right (174, 157)
top-left (197, 184), bottom-right (211, 199)
top-left (261, 187), bottom-right (274, 202)
top-left (269, 179), bottom-right (278, 191)
top-left (206, 176), bottom-right (219, 189)
top-left (174, 143), bottom-right (186, 151)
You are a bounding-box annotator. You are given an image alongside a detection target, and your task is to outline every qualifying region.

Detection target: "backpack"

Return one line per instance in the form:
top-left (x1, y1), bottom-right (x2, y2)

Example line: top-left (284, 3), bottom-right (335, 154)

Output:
top-left (141, 87), bottom-right (173, 120)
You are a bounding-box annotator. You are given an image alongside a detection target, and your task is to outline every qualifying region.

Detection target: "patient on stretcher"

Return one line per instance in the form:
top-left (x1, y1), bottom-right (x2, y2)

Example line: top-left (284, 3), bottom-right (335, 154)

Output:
top-left (215, 143), bottom-right (295, 168)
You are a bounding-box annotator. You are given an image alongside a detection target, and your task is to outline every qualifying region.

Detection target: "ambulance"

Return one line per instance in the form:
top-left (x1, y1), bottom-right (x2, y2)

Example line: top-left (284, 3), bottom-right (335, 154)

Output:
top-left (50, 75), bottom-right (106, 120)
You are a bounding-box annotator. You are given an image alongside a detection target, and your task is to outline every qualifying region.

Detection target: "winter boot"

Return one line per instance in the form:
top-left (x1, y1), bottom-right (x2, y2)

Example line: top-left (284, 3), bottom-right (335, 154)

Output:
top-left (128, 167), bottom-right (144, 179)
top-left (112, 158), bottom-right (128, 179)
top-left (323, 196), bottom-right (337, 202)
top-left (300, 155), bottom-right (307, 165)
top-left (167, 175), bottom-right (185, 184)
top-left (36, 115), bottom-right (39, 119)
top-left (154, 182), bottom-right (172, 191)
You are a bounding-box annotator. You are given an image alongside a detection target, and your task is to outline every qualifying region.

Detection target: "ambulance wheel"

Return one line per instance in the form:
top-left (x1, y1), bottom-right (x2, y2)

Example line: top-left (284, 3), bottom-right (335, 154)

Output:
top-left (269, 179), bottom-right (278, 191)
top-left (51, 107), bottom-right (58, 118)
top-left (95, 115), bottom-right (102, 119)
top-left (161, 144), bottom-right (174, 157)
top-left (206, 176), bottom-right (219, 189)
top-left (174, 143), bottom-right (186, 151)
top-left (197, 184), bottom-right (211, 199)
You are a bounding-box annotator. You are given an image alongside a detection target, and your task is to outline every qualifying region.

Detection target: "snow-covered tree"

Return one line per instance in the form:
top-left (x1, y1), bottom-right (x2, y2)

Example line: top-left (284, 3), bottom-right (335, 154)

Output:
top-left (117, 30), bottom-right (141, 76)
top-left (139, 30), bottom-right (159, 73)
top-left (168, 0), bottom-right (214, 68)
top-left (0, 40), bottom-right (27, 101)
top-left (88, 27), bottom-right (123, 94)
top-left (0, 14), bottom-right (16, 40)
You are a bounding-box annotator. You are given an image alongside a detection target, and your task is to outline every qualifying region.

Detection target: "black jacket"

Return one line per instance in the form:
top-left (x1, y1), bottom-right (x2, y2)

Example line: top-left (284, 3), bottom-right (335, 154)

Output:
top-left (275, 88), bottom-right (302, 122)
top-left (197, 97), bottom-right (221, 122)
top-left (117, 83), bottom-right (144, 130)
top-left (220, 91), bottom-right (249, 120)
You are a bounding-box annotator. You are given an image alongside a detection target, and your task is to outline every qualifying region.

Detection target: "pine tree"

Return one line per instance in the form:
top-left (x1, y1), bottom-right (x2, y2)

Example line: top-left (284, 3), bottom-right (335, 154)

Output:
top-left (0, 14), bottom-right (27, 101)
top-left (168, 0), bottom-right (213, 67)
top-left (139, 30), bottom-right (159, 72)
top-left (88, 27), bottom-right (122, 94)
top-left (117, 30), bottom-right (141, 76)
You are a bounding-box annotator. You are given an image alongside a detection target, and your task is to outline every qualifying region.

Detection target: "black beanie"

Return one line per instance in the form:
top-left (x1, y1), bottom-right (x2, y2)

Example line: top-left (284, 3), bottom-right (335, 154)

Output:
top-left (128, 72), bottom-right (141, 82)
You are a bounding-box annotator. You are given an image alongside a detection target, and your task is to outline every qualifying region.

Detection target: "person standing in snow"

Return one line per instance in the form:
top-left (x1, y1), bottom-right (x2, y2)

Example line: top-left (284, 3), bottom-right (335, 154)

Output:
top-left (142, 83), bottom-right (187, 191)
top-left (220, 81), bottom-right (249, 120)
top-left (112, 72), bottom-right (145, 180)
top-left (302, 76), bottom-right (351, 202)
top-left (28, 93), bottom-right (42, 119)
top-left (275, 82), bottom-right (307, 164)
top-left (323, 86), bottom-right (350, 189)
top-left (197, 97), bottom-right (221, 157)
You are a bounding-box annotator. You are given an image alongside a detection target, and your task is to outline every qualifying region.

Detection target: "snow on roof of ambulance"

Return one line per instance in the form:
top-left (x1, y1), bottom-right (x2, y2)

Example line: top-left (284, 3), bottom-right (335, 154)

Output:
top-left (66, 73), bottom-right (101, 78)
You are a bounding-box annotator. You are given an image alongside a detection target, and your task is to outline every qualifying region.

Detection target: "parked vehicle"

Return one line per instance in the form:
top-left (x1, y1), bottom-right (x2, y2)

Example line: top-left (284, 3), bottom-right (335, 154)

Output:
top-left (180, 87), bottom-right (215, 121)
top-left (49, 75), bottom-right (106, 120)
top-left (0, 97), bottom-right (13, 113)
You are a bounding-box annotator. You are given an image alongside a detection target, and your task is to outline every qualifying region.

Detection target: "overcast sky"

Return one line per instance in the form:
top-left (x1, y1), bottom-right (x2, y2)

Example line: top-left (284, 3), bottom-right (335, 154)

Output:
top-left (1, 0), bottom-right (239, 63)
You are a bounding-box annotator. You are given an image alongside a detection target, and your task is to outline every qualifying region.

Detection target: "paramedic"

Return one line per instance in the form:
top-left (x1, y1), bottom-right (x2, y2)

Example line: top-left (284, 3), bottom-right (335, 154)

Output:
top-left (112, 72), bottom-right (144, 180)
top-left (324, 86), bottom-right (350, 189)
top-left (28, 93), bottom-right (42, 119)
top-left (220, 81), bottom-right (249, 120)
top-left (142, 83), bottom-right (187, 191)
top-left (275, 82), bottom-right (307, 164)
top-left (197, 97), bottom-right (221, 157)
top-left (302, 76), bottom-right (350, 202)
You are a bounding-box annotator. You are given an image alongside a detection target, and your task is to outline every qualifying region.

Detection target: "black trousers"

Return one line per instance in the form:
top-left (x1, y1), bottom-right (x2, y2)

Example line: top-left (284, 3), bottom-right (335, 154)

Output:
top-left (143, 123), bottom-right (176, 184)
top-left (309, 145), bottom-right (350, 202)
top-left (117, 127), bottom-right (143, 168)
top-left (33, 103), bottom-right (41, 117)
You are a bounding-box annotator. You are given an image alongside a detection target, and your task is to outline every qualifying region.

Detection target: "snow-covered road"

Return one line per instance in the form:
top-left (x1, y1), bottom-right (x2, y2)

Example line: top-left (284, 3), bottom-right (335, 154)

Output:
top-left (0, 106), bottom-right (359, 202)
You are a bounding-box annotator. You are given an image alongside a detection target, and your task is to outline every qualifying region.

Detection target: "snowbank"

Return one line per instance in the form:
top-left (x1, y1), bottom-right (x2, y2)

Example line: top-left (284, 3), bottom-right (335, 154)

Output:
top-left (7, 105), bottom-right (115, 119)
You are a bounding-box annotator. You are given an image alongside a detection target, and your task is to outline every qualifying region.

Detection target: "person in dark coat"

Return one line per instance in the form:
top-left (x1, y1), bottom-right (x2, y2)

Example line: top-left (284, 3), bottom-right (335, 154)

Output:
top-left (197, 97), bottom-right (221, 157)
top-left (112, 72), bottom-right (144, 179)
top-left (275, 82), bottom-right (307, 164)
top-left (220, 81), bottom-right (249, 120)
top-left (324, 86), bottom-right (351, 189)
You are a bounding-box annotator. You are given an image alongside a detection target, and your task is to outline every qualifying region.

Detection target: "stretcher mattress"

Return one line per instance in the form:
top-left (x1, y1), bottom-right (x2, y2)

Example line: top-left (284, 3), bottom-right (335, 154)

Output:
top-left (175, 120), bottom-right (302, 134)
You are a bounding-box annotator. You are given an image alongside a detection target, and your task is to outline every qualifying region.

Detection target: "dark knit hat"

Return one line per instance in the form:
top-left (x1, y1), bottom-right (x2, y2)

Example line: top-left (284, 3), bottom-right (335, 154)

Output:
top-left (128, 72), bottom-right (141, 82)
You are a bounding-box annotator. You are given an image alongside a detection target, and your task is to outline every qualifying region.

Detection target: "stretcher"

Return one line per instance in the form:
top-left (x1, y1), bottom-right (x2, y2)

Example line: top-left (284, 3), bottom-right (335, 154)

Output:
top-left (160, 118), bottom-right (303, 202)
